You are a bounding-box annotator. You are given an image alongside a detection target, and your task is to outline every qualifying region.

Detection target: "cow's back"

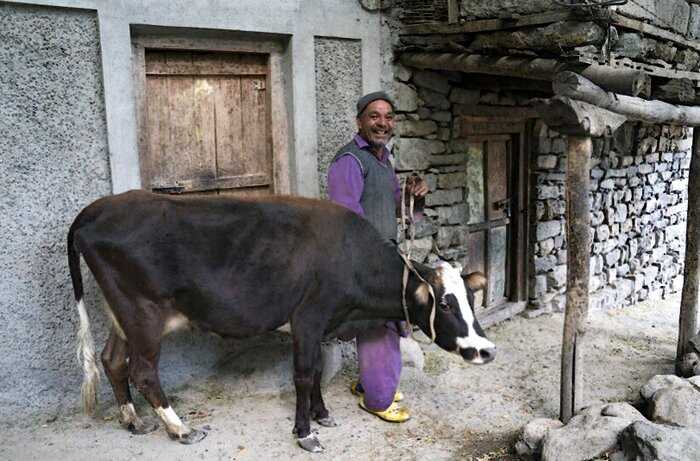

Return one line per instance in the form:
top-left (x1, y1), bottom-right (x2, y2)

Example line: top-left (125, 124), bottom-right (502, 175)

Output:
top-left (70, 190), bottom-right (379, 336)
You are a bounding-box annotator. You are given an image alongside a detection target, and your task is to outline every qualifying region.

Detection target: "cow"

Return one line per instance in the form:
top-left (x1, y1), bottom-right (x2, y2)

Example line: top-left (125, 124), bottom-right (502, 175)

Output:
top-left (67, 190), bottom-right (495, 452)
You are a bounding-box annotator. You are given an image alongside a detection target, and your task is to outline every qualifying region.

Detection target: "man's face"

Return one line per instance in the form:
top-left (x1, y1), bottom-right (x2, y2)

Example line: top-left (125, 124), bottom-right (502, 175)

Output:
top-left (357, 100), bottom-right (395, 152)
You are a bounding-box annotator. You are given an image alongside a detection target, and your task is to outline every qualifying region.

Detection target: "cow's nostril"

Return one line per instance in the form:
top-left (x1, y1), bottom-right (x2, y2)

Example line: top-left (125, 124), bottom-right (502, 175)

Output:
top-left (480, 347), bottom-right (496, 363)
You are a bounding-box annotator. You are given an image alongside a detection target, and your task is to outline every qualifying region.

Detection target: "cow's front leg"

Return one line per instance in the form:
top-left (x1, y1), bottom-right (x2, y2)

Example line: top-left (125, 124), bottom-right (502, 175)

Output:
top-left (292, 338), bottom-right (323, 452)
top-left (311, 347), bottom-right (336, 428)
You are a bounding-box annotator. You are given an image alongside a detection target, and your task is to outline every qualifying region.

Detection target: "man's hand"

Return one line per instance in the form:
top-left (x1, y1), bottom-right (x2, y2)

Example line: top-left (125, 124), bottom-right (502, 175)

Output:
top-left (405, 174), bottom-right (429, 198)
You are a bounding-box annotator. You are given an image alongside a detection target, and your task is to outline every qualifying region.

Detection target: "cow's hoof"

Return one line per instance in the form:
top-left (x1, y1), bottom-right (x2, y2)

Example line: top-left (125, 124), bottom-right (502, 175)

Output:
top-left (127, 419), bottom-right (159, 435)
top-left (315, 416), bottom-right (338, 427)
top-left (297, 433), bottom-right (324, 453)
top-left (171, 429), bottom-right (207, 445)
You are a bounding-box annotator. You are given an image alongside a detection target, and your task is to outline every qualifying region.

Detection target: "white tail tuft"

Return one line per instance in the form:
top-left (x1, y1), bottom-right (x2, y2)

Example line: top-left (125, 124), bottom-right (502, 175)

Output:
top-left (76, 298), bottom-right (100, 415)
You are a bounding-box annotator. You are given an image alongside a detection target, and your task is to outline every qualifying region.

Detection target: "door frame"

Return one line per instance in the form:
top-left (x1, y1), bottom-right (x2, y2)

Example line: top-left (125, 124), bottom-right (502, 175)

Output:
top-left (456, 106), bottom-right (535, 326)
top-left (131, 31), bottom-right (292, 195)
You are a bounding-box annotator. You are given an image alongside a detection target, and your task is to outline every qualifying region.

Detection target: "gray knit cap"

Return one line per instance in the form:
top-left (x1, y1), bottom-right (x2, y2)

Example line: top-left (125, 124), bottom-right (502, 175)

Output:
top-left (356, 91), bottom-right (395, 116)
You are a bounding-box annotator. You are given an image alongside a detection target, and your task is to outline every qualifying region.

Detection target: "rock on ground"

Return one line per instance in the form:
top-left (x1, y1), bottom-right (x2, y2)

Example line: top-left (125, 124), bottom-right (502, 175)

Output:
top-left (620, 420), bottom-right (700, 461)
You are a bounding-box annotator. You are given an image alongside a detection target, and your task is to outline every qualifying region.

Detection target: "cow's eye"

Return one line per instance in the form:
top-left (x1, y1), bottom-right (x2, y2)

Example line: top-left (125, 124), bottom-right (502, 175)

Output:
top-left (439, 300), bottom-right (451, 312)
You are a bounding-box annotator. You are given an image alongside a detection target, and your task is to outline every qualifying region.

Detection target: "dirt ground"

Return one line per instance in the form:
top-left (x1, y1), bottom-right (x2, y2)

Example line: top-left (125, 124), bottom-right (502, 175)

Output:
top-left (3, 296), bottom-right (680, 461)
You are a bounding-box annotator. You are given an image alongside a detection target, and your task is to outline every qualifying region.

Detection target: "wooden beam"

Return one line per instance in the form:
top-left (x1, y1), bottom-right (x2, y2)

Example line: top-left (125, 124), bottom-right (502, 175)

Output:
top-left (578, 53), bottom-right (700, 82)
top-left (400, 52), bottom-right (566, 80)
top-left (610, 11), bottom-right (700, 53)
top-left (678, 129), bottom-right (700, 376)
top-left (400, 11), bottom-right (572, 35)
top-left (553, 72), bottom-right (700, 126)
top-left (560, 135), bottom-right (592, 423)
top-left (531, 96), bottom-right (627, 137)
top-left (580, 65), bottom-right (651, 98)
top-left (401, 52), bottom-right (655, 98)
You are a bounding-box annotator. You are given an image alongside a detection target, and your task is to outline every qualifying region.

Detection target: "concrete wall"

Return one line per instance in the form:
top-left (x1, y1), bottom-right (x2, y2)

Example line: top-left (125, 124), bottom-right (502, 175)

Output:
top-left (315, 38), bottom-right (363, 198)
top-left (0, 3), bottom-right (112, 424)
top-left (1, 0), bottom-right (391, 425)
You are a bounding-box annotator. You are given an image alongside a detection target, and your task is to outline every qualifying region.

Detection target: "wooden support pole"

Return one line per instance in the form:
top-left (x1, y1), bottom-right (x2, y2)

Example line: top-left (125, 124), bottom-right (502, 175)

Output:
top-left (677, 128), bottom-right (700, 376)
top-left (561, 135), bottom-right (592, 423)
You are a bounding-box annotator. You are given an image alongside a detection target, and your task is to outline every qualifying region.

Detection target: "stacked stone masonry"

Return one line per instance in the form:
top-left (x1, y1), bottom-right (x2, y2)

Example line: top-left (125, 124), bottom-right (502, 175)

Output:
top-left (392, 65), bottom-right (690, 313)
top-left (532, 124), bottom-right (691, 313)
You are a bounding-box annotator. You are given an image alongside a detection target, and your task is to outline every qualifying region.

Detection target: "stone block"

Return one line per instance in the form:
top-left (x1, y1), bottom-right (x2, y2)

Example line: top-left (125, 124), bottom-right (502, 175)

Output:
top-left (429, 153), bottom-right (463, 166)
top-left (426, 188), bottom-right (462, 207)
top-left (537, 155), bottom-right (558, 169)
top-left (600, 179), bottom-right (615, 189)
top-left (437, 172), bottom-right (467, 189)
top-left (395, 119), bottom-right (438, 137)
top-left (671, 179), bottom-right (688, 191)
top-left (430, 111), bottom-right (452, 123)
top-left (537, 221), bottom-right (561, 241)
top-left (538, 185), bottom-right (561, 200)
top-left (435, 204), bottom-right (468, 225)
top-left (398, 236), bottom-right (433, 263)
top-left (539, 238), bottom-right (555, 256)
top-left (394, 63), bottom-right (412, 82)
top-left (418, 86), bottom-right (450, 110)
top-left (617, 0), bottom-right (690, 37)
top-left (449, 87), bottom-right (480, 105)
top-left (547, 265), bottom-right (567, 289)
top-left (535, 255), bottom-right (557, 273)
top-left (393, 82), bottom-right (418, 112)
top-left (413, 70), bottom-right (450, 94)
top-left (394, 138), bottom-right (445, 170)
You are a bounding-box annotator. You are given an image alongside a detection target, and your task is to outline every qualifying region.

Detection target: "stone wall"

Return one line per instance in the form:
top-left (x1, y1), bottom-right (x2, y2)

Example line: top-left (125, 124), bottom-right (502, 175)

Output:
top-left (391, 65), bottom-right (690, 314)
top-left (530, 124), bottom-right (691, 315)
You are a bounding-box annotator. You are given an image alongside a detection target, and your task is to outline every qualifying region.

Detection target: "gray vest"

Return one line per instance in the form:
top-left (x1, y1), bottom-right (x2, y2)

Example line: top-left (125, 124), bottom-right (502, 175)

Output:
top-left (332, 141), bottom-right (397, 241)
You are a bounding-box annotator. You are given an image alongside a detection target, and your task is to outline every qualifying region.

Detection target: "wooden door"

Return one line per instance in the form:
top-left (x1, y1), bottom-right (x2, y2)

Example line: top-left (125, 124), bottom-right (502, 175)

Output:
top-left (140, 50), bottom-right (272, 197)
top-left (464, 135), bottom-right (513, 310)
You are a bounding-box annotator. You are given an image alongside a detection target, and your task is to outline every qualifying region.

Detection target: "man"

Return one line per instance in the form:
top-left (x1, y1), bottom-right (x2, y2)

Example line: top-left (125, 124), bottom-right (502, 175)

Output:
top-left (327, 91), bottom-right (429, 423)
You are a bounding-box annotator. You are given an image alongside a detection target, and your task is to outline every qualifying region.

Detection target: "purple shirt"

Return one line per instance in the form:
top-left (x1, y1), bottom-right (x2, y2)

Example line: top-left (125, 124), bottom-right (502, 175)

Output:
top-left (327, 134), bottom-right (401, 217)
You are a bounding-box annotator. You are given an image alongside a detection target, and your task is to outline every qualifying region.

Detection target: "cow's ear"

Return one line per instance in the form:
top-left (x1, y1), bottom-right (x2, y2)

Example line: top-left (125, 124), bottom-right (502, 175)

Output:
top-left (463, 271), bottom-right (487, 292)
top-left (414, 282), bottom-right (431, 305)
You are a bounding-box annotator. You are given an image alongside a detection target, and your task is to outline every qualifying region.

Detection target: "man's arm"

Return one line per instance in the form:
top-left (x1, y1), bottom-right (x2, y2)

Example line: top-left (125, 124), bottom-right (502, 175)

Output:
top-left (328, 154), bottom-right (365, 217)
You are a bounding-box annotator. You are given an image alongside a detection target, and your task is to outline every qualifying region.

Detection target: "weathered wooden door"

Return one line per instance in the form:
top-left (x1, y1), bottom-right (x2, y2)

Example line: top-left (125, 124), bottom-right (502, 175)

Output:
top-left (140, 50), bottom-right (273, 196)
top-left (459, 123), bottom-right (529, 322)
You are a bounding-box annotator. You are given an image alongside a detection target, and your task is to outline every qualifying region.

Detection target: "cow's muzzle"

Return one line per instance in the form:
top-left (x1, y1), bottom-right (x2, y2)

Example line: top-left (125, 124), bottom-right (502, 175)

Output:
top-left (459, 346), bottom-right (496, 364)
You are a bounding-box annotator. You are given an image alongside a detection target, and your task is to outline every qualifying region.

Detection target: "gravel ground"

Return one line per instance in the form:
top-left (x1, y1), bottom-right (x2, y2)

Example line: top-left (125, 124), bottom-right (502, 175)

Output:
top-left (3, 296), bottom-right (680, 461)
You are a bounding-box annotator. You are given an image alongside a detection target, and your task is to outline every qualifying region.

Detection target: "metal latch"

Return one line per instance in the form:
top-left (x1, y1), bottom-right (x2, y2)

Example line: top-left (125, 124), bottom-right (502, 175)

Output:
top-left (493, 198), bottom-right (512, 218)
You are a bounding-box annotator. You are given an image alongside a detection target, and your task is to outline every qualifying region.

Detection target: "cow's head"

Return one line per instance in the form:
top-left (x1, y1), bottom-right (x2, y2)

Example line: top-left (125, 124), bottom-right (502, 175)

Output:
top-left (409, 261), bottom-right (495, 364)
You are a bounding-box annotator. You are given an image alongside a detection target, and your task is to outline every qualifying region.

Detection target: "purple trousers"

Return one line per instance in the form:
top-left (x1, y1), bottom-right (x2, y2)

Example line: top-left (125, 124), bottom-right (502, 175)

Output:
top-left (357, 323), bottom-right (402, 411)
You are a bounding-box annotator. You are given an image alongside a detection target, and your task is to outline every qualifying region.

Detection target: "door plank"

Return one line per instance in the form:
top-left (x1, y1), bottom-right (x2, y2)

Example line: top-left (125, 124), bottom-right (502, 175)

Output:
top-left (240, 76), bottom-right (271, 178)
top-left (215, 77), bottom-right (245, 177)
top-left (487, 140), bottom-right (508, 221)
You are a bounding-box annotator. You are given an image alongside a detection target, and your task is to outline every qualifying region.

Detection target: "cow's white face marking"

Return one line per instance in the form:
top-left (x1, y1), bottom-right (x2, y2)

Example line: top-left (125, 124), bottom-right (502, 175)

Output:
top-left (155, 406), bottom-right (190, 437)
top-left (435, 262), bottom-right (495, 358)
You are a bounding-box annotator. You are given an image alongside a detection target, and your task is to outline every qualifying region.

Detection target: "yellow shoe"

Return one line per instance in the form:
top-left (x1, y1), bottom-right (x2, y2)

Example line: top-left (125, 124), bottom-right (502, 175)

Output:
top-left (359, 398), bottom-right (410, 423)
top-left (350, 382), bottom-right (404, 403)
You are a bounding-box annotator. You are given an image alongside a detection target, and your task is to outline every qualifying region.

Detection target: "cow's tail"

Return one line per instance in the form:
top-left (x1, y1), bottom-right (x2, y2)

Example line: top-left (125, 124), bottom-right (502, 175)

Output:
top-left (68, 222), bottom-right (100, 415)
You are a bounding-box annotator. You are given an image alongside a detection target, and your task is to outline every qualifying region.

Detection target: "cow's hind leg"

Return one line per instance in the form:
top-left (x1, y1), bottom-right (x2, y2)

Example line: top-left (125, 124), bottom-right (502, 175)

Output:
top-left (127, 344), bottom-right (206, 445)
top-left (311, 347), bottom-right (336, 428)
top-left (101, 328), bottom-right (158, 435)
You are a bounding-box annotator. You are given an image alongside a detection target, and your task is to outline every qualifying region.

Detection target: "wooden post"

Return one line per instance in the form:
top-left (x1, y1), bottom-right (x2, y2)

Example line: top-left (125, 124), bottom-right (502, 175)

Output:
top-left (561, 135), bottom-right (592, 423)
top-left (677, 128), bottom-right (700, 375)
top-left (447, 0), bottom-right (459, 24)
